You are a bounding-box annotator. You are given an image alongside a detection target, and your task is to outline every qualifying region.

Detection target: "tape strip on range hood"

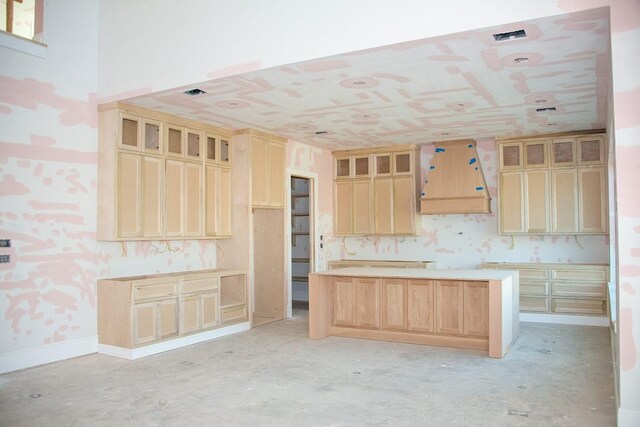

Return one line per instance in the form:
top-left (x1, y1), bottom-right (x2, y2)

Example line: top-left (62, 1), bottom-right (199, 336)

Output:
top-left (420, 139), bottom-right (491, 214)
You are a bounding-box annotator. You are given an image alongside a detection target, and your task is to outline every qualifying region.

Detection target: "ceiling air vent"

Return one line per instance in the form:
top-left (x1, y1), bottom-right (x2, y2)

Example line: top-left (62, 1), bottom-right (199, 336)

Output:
top-left (536, 107), bottom-right (557, 112)
top-left (183, 88), bottom-right (206, 96)
top-left (492, 29), bottom-right (527, 42)
top-left (315, 131), bottom-right (329, 135)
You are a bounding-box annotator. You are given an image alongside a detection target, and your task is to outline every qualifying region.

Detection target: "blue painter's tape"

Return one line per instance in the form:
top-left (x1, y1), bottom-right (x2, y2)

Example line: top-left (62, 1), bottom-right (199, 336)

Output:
top-left (435, 147), bottom-right (445, 153)
top-left (475, 167), bottom-right (479, 170)
top-left (469, 158), bottom-right (477, 165)
top-left (421, 192), bottom-right (425, 196)
top-left (476, 186), bottom-right (484, 191)
top-left (468, 144), bottom-right (473, 148)
top-left (430, 165), bottom-right (435, 170)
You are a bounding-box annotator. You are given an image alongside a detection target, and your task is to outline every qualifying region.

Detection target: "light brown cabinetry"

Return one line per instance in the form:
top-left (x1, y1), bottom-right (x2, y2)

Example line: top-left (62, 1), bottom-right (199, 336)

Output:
top-left (356, 278), bottom-right (380, 328)
top-left (435, 281), bottom-right (464, 335)
top-left (481, 262), bottom-right (608, 317)
top-left (98, 270), bottom-right (247, 351)
top-left (333, 145), bottom-right (419, 236)
top-left (251, 136), bottom-right (286, 208)
top-left (382, 279), bottom-right (406, 330)
top-left (498, 133), bottom-right (607, 235)
top-left (407, 280), bottom-right (435, 332)
top-left (98, 103), bottom-right (233, 240)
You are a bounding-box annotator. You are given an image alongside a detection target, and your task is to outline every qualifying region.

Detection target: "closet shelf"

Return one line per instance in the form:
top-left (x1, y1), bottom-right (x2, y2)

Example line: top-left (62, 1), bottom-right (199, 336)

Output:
top-left (292, 275), bottom-right (309, 282)
top-left (292, 257), bottom-right (310, 262)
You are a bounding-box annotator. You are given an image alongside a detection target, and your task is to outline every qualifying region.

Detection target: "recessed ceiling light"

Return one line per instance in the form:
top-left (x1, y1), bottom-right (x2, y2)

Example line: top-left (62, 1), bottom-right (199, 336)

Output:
top-left (513, 57), bottom-right (529, 64)
top-left (183, 88), bottom-right (206, 96)
top-left (492, 29), bottom-right (527, 42)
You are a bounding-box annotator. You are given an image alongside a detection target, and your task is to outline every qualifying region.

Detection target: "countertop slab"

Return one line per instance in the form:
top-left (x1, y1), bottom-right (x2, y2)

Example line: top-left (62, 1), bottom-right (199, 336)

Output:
top-left (311, 267), bottom-right (515, 281)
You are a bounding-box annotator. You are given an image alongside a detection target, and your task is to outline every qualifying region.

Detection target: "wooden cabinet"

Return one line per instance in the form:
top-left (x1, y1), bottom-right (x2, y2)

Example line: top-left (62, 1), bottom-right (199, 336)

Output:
top-left (333, 277), bottom-right (357, 326)
top-left (98, 103), bottom-right (233, 240)
top-left (98, 270), bottom-right (247, 352)
top-left (382, 279), bottom-right (407, 330)
top-left (463, 282), bottom-right (489, 337)
top-left (333, 145), bottom-right (419, 236)
top-left (407, 280), bottom-right (434, 332)
top-left (435, 281), bottom-right (464, 335)
top-left (251, 136), bottom-right (286, 208)
top-left (205, 165), bottom-right (232, 237)
top-left (481, 262), bottom-right (608, 317)
top-left (356, 278), bottom-right (380, 328)
top-left (497, 133), bottom-right (607, 235)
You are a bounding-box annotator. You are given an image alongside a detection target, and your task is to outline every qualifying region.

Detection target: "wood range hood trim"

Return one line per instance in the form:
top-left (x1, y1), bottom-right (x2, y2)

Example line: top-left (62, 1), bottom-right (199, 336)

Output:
top-left (420, 139), bottom-right (491, 215)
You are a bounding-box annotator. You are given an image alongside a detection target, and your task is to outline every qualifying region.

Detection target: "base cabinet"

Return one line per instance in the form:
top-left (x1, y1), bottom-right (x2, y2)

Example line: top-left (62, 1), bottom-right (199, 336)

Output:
top-left (98, 270), bottom-right (247, 349)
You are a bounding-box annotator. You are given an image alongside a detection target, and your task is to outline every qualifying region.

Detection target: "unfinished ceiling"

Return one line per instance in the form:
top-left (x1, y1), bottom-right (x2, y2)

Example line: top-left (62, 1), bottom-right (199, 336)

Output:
top-left (125, 7), bottom-right (610, 150)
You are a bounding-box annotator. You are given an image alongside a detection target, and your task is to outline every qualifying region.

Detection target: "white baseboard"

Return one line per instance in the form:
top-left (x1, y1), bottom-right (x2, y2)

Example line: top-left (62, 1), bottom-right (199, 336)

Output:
top-left (520, 313), bottom-right (609, 327)
top-left (619, 407), bottom-right (640, 427)
top-left (98, 321), bottom-right (251, 360)
top-left (0, 335), bottom-right (98, 374)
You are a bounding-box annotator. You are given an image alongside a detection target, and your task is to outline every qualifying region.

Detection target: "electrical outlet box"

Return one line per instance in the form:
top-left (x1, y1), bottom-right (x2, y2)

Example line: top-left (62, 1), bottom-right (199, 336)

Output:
top-left (0, 255), bottom-right (10, 264)
top-left (0, 239), bottom-right (10, 248)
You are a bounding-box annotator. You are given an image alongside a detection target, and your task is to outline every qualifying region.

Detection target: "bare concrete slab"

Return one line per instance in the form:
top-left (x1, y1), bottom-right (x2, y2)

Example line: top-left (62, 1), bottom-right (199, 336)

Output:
top-left (0, 314), bottom-right (615, 426)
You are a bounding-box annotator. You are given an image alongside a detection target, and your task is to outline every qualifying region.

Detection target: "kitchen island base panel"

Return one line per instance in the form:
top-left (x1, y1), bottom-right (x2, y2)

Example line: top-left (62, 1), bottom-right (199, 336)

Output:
top-left (309, 268), bottom-right (518, 358)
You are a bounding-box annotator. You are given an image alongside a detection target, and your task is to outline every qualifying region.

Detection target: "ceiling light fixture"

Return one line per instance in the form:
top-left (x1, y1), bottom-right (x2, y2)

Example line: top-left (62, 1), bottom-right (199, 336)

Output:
top-left (492, 29), bottom-right (527, 42)
top-left (183, 88), bottom-right (206, 96)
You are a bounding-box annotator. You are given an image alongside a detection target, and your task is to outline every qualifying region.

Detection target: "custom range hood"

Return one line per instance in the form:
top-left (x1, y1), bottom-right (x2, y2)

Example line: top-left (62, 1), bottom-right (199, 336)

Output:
top-left (420, 139), bottom-right (491, 214)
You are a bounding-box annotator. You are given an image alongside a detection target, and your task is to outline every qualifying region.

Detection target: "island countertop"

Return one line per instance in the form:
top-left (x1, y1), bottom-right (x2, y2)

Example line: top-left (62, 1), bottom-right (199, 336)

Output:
top-left (312, 267), bottom-right (515, 281)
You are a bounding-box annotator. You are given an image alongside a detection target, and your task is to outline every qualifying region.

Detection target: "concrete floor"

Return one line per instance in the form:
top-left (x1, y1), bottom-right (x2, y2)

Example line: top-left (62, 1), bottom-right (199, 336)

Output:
top-left (0, 313), bottom-right (615, 426)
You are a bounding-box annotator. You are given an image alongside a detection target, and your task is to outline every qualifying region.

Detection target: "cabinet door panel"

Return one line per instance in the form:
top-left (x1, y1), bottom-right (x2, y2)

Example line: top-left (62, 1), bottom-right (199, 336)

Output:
top-left (579, 167), bottom-right (606, 233)
top-left (499, 172), bottom-right (524, 233)
top-left (382, 279), bottom-right (406, 330)
top-left (251, 138), bottom-right (269, 206)
top-left (142, 156), bottom-right (164, 237)
top-left (356, 278), bottom-right (380, 328)
top-left (205, 165), bottom-right (217, 236)
top-left (524, 170), bottom-right (549, 233)
top-left (333, 278), bottom-right (356, 326)
top-left (269, 142), bottom-right (285, 207)
top-left (184, 163), bottom-right (203, 236)
top-left (118, 153), bottom-right (142, 237)
top-left (577, 136), bottom-right (605, 165)
top-left (407, 280), bottom-right (434, 332)
top-left (165, 160), bottom-right (184, 236)
top-left (133, 302), bottom-right (156, 345)
top-left (119, 113), bottom-right (140, 150)
top-left (334, 181), bottom-right (353, 235)
top-left (218, 167), bottom-right (232, 236)
top-left (551, 169), bottom-right (578, 233)
top-left (463, 282), bottom-right (489, 337)
top-left (159, 299), bottom-right (179, 338)
top-left (181, 296), bottom-right (200, 334)
top-left (393, 176), bottom-right (414, 234)
top-left (499, 142), bottom-right (522, 170)
top-left (436, 281), bottom-right (463, 335)
top-left (373, 179), bottom-right (393, 234)
top-left (201, 292), bottom-right (220, 329)
top-left (353, 180), bottom-right (372, 234)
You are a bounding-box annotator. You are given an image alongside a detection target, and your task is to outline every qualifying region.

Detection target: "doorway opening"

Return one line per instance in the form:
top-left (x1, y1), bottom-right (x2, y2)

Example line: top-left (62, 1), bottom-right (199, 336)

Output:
top-left (290, 175), bottom-right (315, 316)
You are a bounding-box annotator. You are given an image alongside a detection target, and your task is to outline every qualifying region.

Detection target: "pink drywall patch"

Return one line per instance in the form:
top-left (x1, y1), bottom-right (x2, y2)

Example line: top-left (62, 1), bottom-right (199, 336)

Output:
top-left (621, 282), bottom-right (636, 295)
top-left (614, 87), bottom-right (640, 128)
top-left (0, 174), bottom-right (29, 196)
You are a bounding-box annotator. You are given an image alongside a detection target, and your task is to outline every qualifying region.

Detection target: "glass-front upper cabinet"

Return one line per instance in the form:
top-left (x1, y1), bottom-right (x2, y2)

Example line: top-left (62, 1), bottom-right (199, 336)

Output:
top-left (375, 154), bottom-right (391, 176)
top-left (551, 138), bottom-right (575, 167)
top-left (335, 157), bottom-right (351, 179)
top-left (524, 140), bottom-right (548, 168)
top-left (354, 155), bottom-right (370, 178)
top-left (186, 129), bottom-right (202, 160)
top-left (220, 138), bottom-right (231, 165)
top-left (119, 113), bottom-right (141, 151)
top-left (577, 135), bottom-right (605, 165)
top-left (165, 124), bottom-right (184, 158)
top-left (142, 119), bottom-right (163, 154)
top-left (206, 134), bottom-right (217, 163)
top-left (499, 142), bottom-right (523, 170)
top-left (393, 152), bottom-right (412, 175)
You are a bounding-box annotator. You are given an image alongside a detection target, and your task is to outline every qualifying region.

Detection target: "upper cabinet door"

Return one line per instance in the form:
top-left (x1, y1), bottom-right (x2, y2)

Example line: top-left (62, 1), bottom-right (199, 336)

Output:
top-left (393, 152), bottom-right (413, 176)
top-left (353, 155), bottom-right (371, 178)
top-left (205, 134), bottom-right (218, 164)
top-left (117, 152), bottom-right (142, 238)
top-left (251, 138), bottom-right (269, 206)
top-left (183, 162), bottom-right (203, 237)
top-left (578, 167), bottom-right (607, 233)
top-left (165, 124), bottom-right (185, 158)
top-left (499, 172), bottom-right (524, 234)
top-left (524, 170), bottom-right (549, 234)
top-left (499, 142), bottom-right (523, 170)
top-left (186, 129), bottom-right (202, 161)
top-left (268, 141), bottom-right (285, 208)
top-left (220, 138), bottom-right (231, 166)
top-left (375, 154), bottom-right (392, 177)
top-left (119, 113), bottom-right (141, 151)
top-left (524, 140), bottom-right (548, 169)
top-left (577, 136), bottom-right (605, 165)
top-left (142, 118), bottom-right (163, 155)
top-left (142, 156), bottom-right (164, 237)
top-left (551, 138), bottom-right (576, 167)
top-left (335, 157), bottom-right (351, 179)
top-left (334, 181), bottom-right (353, 235)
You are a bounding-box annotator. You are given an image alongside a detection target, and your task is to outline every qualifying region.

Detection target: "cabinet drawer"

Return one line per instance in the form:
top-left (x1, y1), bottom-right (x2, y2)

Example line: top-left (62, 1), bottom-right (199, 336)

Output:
top-left (551, 268), bottom-right (606, 282)
top-left (520, 281), bottom-right (549, 296)
top-left (552, 298), bottom-right (606, 315)
top-left (183, 278), bottom-right (219, 294)
top-left (551, 282), bottom-right (606, 298)
top-left (134, 283), bottom-right (177, 300)
top-left (517, 268), bottom-right (548, 280)
top-left (221, 304), bottom-right (247, 325)
top-left (520, 296), bottom-right (549, 313)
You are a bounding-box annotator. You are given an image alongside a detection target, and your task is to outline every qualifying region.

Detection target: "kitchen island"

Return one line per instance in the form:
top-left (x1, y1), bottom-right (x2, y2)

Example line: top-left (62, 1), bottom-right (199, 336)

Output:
top-left (309, 267), bottom-right (519, 358)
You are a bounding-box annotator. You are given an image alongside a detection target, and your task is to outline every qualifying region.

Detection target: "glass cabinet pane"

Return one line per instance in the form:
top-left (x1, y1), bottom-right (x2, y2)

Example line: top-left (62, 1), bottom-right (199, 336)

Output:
top-left (144, 122), bottom-right (161, 151)
top-left (395, 153), bottom-right (411, 173)
top-left (355, 157), bottom-right (369, 176)
top-left (376, 155), bottom-right (391, 175)
top-left (525, 143), bottom-right (546, 166)
top-left (187, 131), bottom-right (201, 158)
top-left (121, 118), bottom-right (138, 148)
top-left (221, 139), bottom-right (230, 162)
top-left (206, 136), bottom-right (216, 161)
top-left (502, 145), bottom-right (520, 167)
top-left (168, 128), bottom-right (183, 155)
top-left (552, 140), bottom-right (574, 165)
top-left (336, 158), bottom-right (350, 177)
top-left (580, 139), bottom-right (602, 163)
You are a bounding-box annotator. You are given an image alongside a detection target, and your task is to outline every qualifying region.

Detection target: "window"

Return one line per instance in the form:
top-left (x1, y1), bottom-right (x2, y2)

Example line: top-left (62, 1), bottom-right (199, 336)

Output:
top-left (1, 0), bottom-right (42, 42)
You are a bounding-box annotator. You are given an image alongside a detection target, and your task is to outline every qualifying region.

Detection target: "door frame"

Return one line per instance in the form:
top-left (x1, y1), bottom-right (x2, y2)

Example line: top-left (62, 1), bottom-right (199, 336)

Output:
top-left (286, 169), bottom-right (318, 318)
